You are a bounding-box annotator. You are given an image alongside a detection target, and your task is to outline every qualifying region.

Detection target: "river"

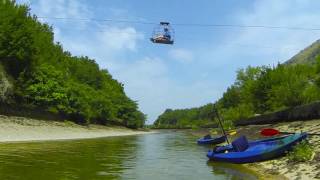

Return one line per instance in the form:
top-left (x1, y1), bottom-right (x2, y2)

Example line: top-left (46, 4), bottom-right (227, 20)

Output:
top-left (0, 131), bottom-right (260, 180)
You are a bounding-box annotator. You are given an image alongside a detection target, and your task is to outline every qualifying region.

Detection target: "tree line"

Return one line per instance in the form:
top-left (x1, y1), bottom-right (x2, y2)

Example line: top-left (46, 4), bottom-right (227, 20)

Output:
top-left (154, 56), bottom-right (320, 128)
top-left (0, 0), bottom-right (145, 128)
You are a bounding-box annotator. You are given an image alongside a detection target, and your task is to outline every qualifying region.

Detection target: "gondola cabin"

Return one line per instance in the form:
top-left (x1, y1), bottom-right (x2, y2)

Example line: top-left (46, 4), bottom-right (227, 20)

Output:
top-left (150, 22), bottom-right (174, 45)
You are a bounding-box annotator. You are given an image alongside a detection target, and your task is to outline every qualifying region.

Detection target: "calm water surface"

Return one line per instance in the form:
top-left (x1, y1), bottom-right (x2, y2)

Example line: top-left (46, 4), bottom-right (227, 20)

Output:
top-left (0, 131), bottom-right (259, 180)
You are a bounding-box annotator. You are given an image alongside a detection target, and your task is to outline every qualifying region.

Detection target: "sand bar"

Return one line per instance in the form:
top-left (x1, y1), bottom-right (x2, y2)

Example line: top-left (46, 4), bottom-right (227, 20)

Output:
top-left (0, 115), bottom-right (153, 143)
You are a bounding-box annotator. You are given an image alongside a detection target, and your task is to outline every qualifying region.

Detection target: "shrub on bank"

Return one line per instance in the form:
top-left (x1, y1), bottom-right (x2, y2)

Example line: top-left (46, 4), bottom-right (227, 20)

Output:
top-left (288, 140), bottom-right (315, 162)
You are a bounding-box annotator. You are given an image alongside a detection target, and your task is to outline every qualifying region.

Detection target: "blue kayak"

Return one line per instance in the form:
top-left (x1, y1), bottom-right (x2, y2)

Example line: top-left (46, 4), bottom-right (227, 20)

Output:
top-left (197, 135), bottom-right (226, 145)
top-left (207, 133), bottom-right (307, 163)
top-left (213, 135), bottom-right (289, 153)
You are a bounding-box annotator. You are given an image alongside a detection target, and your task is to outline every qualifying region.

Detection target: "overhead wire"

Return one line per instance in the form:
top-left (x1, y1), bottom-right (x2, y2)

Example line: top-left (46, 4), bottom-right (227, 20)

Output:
top-left (37, 16), bottom-right (320, 31)
top-left (37, 16), bottom-right (318, 51)
top-left (50, 27), bottom-right (303, 51)
top-left (37, 16), bottom-right (156, 25)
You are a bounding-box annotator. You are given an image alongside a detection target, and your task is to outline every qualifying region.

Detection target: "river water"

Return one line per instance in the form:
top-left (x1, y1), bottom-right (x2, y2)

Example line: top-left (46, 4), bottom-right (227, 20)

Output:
top-left (0, 131), bottom-right (259, 180)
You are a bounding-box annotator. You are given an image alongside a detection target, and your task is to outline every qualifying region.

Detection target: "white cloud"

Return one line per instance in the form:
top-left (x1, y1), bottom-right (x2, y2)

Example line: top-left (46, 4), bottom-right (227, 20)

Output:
top-left (23, 1), bottom-right (144, 68)
top-left (52, 25), bottom-right (144, 73)
top-left (232, 0), bottom-right (320, 63)
top-left (23, 1), bottom-right (144, 63)
top-left (33, 0), bottom-right (92, 19)
top-left (99, 26), bottom-right (144, 51)
top-left (168, 48), bottom-right (194, 63)
top-left (195, 0), bottom-right (320, 72)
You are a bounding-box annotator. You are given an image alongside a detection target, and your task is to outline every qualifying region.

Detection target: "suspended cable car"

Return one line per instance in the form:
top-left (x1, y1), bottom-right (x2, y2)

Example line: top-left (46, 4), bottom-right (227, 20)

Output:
top-left (150, 22), bottom-right (174, 45)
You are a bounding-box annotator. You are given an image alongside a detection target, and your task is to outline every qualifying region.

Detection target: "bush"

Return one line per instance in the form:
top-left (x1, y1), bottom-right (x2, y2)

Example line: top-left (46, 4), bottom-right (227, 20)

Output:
top-left (221, 120), bottom-right (235, 131)
top-left (191, 124), bottom-right (200, 130)
top-left (222, 103), bottom-right (254, 121)
top-left (288, 140), bottom-right (315, 162)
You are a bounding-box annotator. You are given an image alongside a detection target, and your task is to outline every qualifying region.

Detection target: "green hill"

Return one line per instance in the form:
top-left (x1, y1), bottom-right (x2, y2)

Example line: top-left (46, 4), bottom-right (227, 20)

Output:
top-left (0, 1), bottom-right (145, 128)
top-left (153, 104), bottom-right (217, 128)
top-left (285, 39), bottom-right (320, 65)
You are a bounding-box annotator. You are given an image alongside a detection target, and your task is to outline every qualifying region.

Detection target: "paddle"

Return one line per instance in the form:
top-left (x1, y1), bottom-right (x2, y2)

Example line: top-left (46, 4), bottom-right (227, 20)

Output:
top-left (213, 104), bottom-right (230, 145)
top-left (260, 128), bottom-right (320, 136)
top-left (228, 130), bottom-right (237, 136)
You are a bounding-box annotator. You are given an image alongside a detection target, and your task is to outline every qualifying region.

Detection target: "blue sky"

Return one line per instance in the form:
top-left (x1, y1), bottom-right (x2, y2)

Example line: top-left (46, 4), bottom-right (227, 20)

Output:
top-left (18, 0), bottom-right (320, 124)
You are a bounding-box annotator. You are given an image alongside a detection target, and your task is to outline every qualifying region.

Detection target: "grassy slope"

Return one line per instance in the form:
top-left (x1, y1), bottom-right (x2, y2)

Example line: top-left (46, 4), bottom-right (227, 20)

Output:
top-left (285, 39), bottom-right (320, 65)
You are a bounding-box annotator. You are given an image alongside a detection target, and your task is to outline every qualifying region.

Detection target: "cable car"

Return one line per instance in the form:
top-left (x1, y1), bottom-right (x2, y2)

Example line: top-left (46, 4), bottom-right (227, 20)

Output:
top-left (150, 22), bottom-right (174, 45)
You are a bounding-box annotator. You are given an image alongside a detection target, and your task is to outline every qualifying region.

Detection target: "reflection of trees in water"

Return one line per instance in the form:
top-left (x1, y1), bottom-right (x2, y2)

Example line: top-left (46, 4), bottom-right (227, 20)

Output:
top-left (0, 132), bottom-right (262, 180)
top-left (0, 136), bottom-right (140, 180)
top-left (208, 162), bottom-right (259, 180)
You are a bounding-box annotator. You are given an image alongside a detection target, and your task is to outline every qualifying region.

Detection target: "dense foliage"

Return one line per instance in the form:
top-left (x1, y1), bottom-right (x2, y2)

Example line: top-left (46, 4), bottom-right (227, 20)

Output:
top-left (0, 1), bottom-right (145, 128)
top-left (154, 54), bottom-right (320, 128)
top-left (154, 104), bottom-right (217, 128)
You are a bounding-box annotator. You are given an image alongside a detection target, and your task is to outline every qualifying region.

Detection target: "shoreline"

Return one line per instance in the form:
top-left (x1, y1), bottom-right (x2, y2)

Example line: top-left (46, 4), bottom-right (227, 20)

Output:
top-left (238, 120), bottom-right (320, 179)
top-left (2, 114), bottom-right (319, 179)
top-left (0, 115), bottom-right (153, 143)
top-left (189, 119), bottom-right (320, 179)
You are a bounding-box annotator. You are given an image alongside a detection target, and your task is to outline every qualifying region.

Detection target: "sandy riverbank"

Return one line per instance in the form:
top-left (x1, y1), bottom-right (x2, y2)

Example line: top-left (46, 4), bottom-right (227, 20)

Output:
top-left (237, 119), bottom-right (320, 180)
top-left (189, 119), bottom-right (320, 179)
top-left (0, 115), bottom-right (153, 143)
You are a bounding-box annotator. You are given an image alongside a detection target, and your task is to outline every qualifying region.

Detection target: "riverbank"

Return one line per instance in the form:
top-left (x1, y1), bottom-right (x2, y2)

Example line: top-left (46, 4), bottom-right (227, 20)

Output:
top-left (241, 119), bottom-right (320, 180)
top-left (189, 119), bottom-right (320, 179)
top-left (0, 115), bottom-right (152, 143)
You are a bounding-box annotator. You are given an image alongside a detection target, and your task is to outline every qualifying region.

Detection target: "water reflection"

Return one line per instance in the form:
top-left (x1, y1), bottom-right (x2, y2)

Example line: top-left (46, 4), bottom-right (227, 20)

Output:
top-left (207, 162), bottom-right (259, 180)
top-left (0, 136), bottom-right (140, 180)
top-left (0, 131), bottom-right (261, 180)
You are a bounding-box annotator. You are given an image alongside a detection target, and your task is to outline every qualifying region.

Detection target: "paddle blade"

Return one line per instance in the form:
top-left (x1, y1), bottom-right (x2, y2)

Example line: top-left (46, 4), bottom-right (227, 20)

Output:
top-left (261, 128), bottom-right (279, 136)
top-left (228, 130), bottom-right (237, 136)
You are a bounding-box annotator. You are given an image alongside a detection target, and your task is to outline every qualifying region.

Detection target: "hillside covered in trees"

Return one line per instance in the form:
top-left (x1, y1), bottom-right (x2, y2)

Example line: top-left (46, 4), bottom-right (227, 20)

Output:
top-left (0, 1), bottom-right (145, 128)
top-left (154, 41), bottom-right (320, 129)
top-left (154, 104), bottom-right (216, 128)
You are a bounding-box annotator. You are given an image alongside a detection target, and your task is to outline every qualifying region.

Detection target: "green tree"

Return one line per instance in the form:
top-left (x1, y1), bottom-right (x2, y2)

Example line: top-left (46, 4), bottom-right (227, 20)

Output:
top-left (0, 1), bottom-right (145, 128)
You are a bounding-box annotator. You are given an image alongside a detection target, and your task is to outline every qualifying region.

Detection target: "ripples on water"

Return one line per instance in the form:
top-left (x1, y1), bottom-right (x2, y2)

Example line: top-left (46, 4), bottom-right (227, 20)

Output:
top-left (0, 131), bottom-right (259, 180)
